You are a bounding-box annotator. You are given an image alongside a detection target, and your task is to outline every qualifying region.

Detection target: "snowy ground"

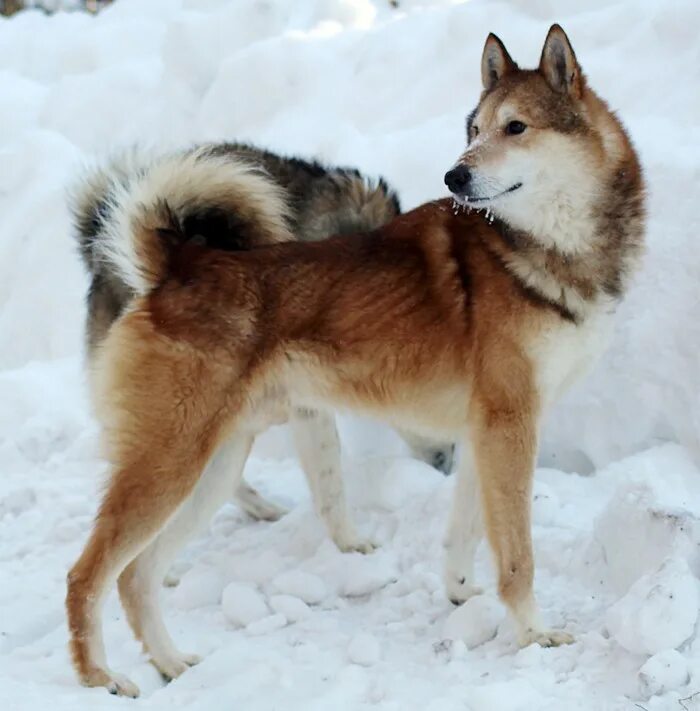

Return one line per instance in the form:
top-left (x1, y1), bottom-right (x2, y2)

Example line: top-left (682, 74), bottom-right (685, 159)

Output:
top-left (1, 1), bottom-right (700, 709)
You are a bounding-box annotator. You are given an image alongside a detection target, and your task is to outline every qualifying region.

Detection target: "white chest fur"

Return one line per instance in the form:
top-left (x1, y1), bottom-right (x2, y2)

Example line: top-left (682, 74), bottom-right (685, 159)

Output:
top-left (529, 303), bottom-right (615, 411)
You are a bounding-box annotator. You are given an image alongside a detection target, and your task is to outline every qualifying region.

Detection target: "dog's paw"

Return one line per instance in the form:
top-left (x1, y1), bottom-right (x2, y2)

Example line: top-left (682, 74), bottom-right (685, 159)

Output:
top-left (337, 537), bottom-right (378, 555)
top-left (248, 499), bottom-right (288, 522)
top-left (163, 572), bottom-right (180, 587)
top-left (445, 574), bottom-right (483, 605)
top-left (235, 484), bottom-right (288, 522)
top-left (430, 444), bottom-right (456, 475)
top-left (82, 667), bottom-right (140, 698)
top-left (106, 673), bottom-right (141, 698)
top-left (152, 652), bottom-right (202, 682)
top-left (519, 628), bottom-right (574, 648)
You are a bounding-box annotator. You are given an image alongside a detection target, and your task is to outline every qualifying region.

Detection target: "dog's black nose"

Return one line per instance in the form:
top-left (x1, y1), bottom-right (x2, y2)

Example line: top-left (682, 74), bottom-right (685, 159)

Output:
top-left (444, 165), bottom-right (471, 194)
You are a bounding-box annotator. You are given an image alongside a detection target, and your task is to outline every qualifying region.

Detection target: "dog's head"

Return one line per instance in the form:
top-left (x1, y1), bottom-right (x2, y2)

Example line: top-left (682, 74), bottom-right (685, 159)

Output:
top-left (446, 25), bottom-right (626, 253)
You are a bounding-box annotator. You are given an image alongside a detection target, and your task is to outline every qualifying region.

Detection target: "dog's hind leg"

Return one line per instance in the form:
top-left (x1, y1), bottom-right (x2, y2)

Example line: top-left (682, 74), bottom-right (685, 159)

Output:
top-left (118, 433), bottom-right (252, 681)
top-left (233, 480), bottom-right (287, 522)
top-left (66, 447), bottom-right (215, 697)
top-left (66, 339), bottom-right (238, 696)
top-left (443, 441), bottom-right (484, 604)
top-left (290, 407), bottom-right (375, 554)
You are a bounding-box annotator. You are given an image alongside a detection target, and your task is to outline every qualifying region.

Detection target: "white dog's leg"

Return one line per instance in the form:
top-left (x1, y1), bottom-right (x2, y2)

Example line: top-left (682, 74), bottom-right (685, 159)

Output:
top-left (164, 468), bottom-right (286, 590)
top-left (444, 442), bottom-right (484, 604)
top-left (290, 408), bottom-right (375, 554)
top-left (233, 480), bottom-right (287, 521)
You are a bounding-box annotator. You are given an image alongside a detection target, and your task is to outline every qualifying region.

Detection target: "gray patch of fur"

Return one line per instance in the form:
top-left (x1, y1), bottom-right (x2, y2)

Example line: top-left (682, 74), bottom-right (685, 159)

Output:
top-left (71, 142), bottom-right (400, 355)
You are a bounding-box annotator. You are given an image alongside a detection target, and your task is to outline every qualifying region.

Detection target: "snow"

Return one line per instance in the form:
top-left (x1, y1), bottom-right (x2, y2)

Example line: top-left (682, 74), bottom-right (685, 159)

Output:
top-left (0, 0), bottom-right (699, 710)
top-left (441, 594), bottom-right (504, 649)
top-left (271, 570), bottom-right (328, 605)
top-left (605, 557), bottom-right (699, 656)
top-left (171, 566), bottom-right (225, 610)
top-left (221, 583), bottom-right (270, 628)
top-left (347, 632), bottom-right (381, 666)
top-left (639, 650), bottom-right (690, 697)
top-left (269, 594), bottom-right (312, 623)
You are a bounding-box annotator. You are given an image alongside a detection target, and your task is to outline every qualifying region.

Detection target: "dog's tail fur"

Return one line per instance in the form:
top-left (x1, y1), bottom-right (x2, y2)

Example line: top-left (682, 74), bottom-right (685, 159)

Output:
top-left (70, 147), bottom-right (293, 295)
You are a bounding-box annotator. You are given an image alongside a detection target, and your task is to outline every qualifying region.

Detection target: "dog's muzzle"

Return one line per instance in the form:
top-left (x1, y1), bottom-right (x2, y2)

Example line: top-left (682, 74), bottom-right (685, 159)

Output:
top-left (444, 165), bottom-right (471, 196)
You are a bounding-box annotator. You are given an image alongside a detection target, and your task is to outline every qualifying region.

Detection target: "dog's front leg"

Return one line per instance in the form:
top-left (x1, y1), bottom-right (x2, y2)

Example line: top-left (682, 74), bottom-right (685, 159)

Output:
top-left (470, 396), bottom-right (573, 648)
top-left (290, 407), bottom-right (375, 554)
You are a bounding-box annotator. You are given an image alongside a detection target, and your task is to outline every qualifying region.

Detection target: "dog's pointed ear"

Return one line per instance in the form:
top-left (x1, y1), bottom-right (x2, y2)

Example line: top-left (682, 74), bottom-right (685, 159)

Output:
top-left (539, 24), bottom-right (582, 96)
top-left (481, 33), bottom-right (516, 90)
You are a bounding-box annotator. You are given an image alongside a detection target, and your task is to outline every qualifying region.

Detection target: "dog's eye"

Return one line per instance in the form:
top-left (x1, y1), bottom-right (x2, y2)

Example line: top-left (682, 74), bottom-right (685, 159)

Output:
top-left (506, 120), bottom-right (527, 135)
top-left (472, 125), bottom-right (479, 138)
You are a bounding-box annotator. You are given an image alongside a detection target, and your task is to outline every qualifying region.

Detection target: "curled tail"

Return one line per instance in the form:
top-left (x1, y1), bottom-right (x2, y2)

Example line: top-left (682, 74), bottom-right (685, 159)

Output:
top-left (70, 146), bottom-right (293, 295)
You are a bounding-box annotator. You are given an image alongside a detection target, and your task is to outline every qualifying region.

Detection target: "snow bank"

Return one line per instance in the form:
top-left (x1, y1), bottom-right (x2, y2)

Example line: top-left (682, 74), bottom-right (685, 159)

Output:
top-left (638, 649), bottom-right (690, 697)
top-left (1, 1), bottom-right (699, 710)
top-left (605, 557), bottom-right (699, 656)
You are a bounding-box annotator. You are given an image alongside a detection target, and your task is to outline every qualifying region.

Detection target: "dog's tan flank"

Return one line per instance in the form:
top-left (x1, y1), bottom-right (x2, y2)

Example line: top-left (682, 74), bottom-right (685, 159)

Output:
top-left (67, 25), bottom-right (644, 696)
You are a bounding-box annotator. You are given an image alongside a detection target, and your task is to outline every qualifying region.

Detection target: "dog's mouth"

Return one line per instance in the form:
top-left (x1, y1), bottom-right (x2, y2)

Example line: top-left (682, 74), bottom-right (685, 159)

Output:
top-left (457, 182), bottom-right (523, 205)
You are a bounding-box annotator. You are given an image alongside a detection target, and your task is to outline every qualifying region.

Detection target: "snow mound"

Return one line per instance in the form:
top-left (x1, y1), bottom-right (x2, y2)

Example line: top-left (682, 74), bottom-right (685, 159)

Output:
top-left (269, 594), bottom-right (312, 624)
top-left (221, 583), bottom-right (270, 628)
top-left (171, 566), bottom-right (225, 610)
top-left (271, 570), bottom-right (328, 604)
top-left (442, 595), bottom-right (504, 649)
top-left (638, 649), bottom-right (689, 697)
top-left (606, 558), bottom-right (699, 656)
top-left (348, 632), bottom-right (381, 666)
top-left (594, 483), bottom-right (700, 594)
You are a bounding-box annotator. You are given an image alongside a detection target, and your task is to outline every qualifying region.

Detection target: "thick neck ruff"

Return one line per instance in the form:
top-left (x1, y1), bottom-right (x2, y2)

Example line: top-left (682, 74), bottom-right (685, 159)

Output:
top-left (476, 162), bottom-right (645, 325)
